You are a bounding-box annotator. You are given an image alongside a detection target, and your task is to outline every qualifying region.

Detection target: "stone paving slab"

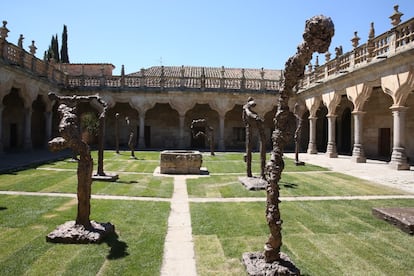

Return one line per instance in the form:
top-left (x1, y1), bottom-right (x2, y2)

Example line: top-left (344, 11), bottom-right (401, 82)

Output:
top-left (372, 207), bottom-right (414, 235)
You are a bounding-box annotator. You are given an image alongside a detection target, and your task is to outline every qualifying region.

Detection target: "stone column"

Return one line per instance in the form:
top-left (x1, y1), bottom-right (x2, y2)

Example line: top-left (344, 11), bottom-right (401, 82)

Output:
top-left (307, 116), bottom-right (317, 154)
top-left (351, 111), bottom-right (366, 163)
top-left (218, 113), bottom-right (225, 151)
top-left (326, 115), bottom-right (338, 158)
top-left (44, 111), bottom-right (52, 147)
top-left (24, 107), bottom-right (32, 150)
top-left (178, 113), bottom-right (185, 148)
top-left (138, 113), bottom-right (145, 149)
top-left (389, 106), bottom-right (409, 170)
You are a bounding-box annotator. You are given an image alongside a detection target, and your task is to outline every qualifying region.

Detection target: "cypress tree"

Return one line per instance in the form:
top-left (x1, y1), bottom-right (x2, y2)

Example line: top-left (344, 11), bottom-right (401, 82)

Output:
top-left (52, 34), bottom-right (60, 62)
top-left (60, 25), bottom-right (69, 63)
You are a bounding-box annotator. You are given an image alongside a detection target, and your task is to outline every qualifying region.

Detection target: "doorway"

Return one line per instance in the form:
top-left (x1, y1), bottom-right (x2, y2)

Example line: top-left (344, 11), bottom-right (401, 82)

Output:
top-left (378, 128), bottom-right (391, 160)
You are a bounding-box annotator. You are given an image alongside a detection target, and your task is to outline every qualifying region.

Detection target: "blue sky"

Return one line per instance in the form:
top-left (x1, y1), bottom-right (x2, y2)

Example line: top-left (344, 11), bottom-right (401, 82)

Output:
top-left (2, 1), bottom-right (413, 74)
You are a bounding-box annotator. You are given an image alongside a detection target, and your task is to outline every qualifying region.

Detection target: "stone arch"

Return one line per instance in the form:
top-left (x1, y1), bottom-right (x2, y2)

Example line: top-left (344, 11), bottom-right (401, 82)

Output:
top-left (186, 103), bottom-right (219, 150)
top-left (106, 102), bottom-right (139, 148)
top-left (146, 103), bottom-right (180, 149)
top-left (31, 95), bottom-right (47, 148)
top-left (404, 92), bottom-right (414, 164)
top-left (316, 103), bottom-right (328, 152)
top-left (363, 87), bottom-right (394, 160)
top-left (225, 104), bottom-right (244, 150)
top-left (2, 88), bottom-right (25, 150)
top-left (336, 95), bottom-right (354, 155)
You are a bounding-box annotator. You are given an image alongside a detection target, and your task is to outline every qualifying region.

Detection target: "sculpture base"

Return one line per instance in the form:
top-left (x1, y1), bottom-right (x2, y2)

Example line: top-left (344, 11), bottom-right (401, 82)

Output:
top-left (294, 161), bottom-right (305, 166)
top-left (239, 176), bottom-right (267, 190)
top-left (242, 252), bottom-right (300, 276)
top-left (372, 207), bottom-right (414, 235)
top-left (92, 173), bottom-right (119, 182)
top-left (46, 220), bottom-right (115, 244)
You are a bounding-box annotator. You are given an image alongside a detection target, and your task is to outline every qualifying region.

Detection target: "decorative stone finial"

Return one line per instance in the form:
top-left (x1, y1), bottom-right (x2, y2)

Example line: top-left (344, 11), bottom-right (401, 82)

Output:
top-left (390, 5), bottom-right (403, 27)
top-left (325, 51), bottom-right (331, 62)
top-left (121, 64), bottom-right (125, 76)
top-left (18, 34), bottom-right (24, 48)
top-left (368, 22), bottom-right (375, 40)
top-left (351, 31), bottom-right (360, 48)
top-left (0, 20), bottom-right (9, 40)
top-left (29, 40), bottom-right (37, 55)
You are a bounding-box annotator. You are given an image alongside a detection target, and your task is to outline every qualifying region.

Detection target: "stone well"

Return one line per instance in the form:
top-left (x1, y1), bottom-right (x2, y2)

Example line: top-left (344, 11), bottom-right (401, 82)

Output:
top-left (160, 150), bottom-right (202, 174)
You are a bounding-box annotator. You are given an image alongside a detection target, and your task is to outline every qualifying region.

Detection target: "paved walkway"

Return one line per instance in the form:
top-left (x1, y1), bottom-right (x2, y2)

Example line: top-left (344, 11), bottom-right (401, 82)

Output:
top-left (160, 175), bottom-right (197, 276)
top-left (284, 152), bottom-right (414, 194)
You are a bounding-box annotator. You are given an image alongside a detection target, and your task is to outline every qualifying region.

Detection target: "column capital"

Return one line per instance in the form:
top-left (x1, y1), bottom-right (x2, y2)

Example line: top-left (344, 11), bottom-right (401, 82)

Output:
top-left (389, 105), bottom-right (409, 112)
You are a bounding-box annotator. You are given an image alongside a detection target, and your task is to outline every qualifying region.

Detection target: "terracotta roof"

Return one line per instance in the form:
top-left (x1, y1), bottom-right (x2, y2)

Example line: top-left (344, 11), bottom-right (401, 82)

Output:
top-left (128, 66), bottom-right (282, 80)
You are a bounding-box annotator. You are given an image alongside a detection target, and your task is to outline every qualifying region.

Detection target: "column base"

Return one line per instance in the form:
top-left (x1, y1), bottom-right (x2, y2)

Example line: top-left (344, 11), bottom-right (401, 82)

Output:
top-left (352, 144), bottom-right (366, 163)
top-left (389, 147), bottom-right (410, 170)
top-left (307, 142), bottom-right (317, 154)
top-left (326, 142), bottom-right (338, 158)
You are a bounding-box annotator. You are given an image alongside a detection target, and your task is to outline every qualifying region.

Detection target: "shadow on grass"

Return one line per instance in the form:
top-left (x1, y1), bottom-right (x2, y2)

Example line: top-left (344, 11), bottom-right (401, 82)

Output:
top-left (280, 181), bottom-right (298, 189)
top-left (0, 207), bottom-right (7, 211)
top-left (116, 180), bottom-right (138, 184)
top-left (105, 232), bottom-right (129, 259)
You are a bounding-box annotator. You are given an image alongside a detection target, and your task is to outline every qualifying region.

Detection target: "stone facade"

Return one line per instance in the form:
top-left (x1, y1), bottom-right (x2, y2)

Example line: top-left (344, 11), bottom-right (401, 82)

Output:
top-left (0, 6), bottom-right (413, 170)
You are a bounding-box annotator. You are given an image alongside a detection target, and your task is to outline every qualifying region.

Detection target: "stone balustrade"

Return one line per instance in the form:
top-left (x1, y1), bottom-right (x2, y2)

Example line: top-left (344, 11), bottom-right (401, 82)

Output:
top-left (299, 15), bottom-right (414, 91)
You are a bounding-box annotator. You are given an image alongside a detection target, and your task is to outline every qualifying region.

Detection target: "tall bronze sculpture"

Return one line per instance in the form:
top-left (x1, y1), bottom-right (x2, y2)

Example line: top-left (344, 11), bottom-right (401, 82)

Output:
top-left (93, 98), bottom-right (118, 181)
top-left (47, 92), bottom-right (114, 243)
top-left (115, 113), bottom-right (120, 154)
top-left (242, 97), bottom-right (266, 178)
top-left (243, 15), bottom-right (334, 275)
top-left (190, 118), bottom-right (215, 156)
top-left (125, 116), bottom-right (136, 159)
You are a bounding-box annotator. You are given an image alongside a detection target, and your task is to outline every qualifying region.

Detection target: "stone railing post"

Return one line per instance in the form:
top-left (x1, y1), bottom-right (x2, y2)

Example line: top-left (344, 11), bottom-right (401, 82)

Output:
top-left (140, 68), bottom-right (146, 87)
top-left (240, 69), bottom-right (246, 90)
top-left (220, 66), bottom-right (225, 89)
top-left (260, 68), bottom-right (265, 90)
top-left (180, 65), bottom-right (185, 89)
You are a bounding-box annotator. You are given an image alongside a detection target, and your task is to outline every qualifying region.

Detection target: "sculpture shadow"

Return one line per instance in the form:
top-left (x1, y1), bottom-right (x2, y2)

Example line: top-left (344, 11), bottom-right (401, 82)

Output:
top-left (104, 231), bottom-right (129, 260)
top-left (279, 181), bottom-right (298, 189)
top-left (116, 180), bottom-right (138, 184)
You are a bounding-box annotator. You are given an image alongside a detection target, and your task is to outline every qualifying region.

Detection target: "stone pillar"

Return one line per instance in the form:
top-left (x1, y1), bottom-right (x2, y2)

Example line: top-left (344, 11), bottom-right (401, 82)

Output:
top-left (138, 113), bottom-right (145, 149)
top-left (326, 115), bottom-right (338, 158)
top-left (44, 111), bottom-right (52, 147)
top-left (351, 111), bottom-right (366, 163)
top-left (178, 113), bottom-right (185, 148)
top-left (307, 116), bottom-right (317, 154)
top-left (24, 107), bottom-right (32, 150)
top-left (389, 106), bottom-right (409, 170)
top-left (218, 113), bottom-right (225, 151)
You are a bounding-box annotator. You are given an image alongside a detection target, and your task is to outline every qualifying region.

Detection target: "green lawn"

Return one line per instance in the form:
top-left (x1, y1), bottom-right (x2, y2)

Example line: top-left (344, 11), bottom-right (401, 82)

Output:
top-left (0, 150), bottom-right (413, 275)
top-left (0, 194), bottom-right (170, 276)
top-left (0, 151), bottom-right (173, 198)
top-left (191, 199), bottom-right (414, 276)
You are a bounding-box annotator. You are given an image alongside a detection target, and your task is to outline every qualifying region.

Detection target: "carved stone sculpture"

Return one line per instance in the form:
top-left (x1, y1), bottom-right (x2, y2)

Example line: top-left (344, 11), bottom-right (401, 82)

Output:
top-left (46, 92), bottom-right (114, 243)
top-left (190, 118), bottom-right (215, 156)
top-left (243, 15), bottom-right (334, 275)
